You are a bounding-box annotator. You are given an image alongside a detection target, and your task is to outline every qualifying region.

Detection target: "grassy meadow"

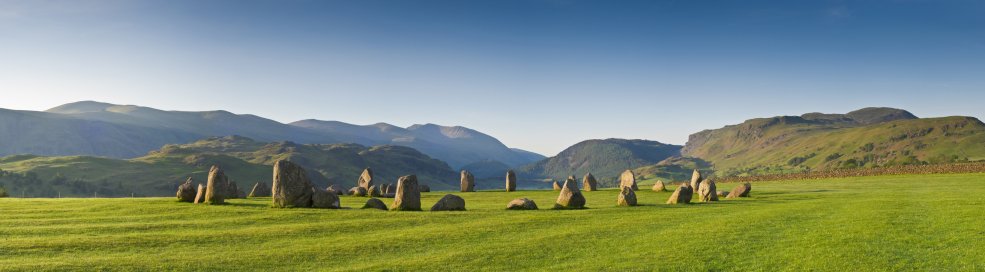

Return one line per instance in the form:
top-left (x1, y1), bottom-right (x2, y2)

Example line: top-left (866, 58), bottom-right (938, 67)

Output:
top-left (1, 174), bottom-right (983, 271)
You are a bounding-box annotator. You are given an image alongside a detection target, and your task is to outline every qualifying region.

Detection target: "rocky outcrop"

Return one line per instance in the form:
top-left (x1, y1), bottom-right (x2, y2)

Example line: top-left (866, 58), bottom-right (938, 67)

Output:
top-left (727, 182), bottom-right (752, 198)
top-left (506, 198), bottom-right (539, 210)
top-left (505, 170), bottom-right (517, 192)
top-left (176, 177), bottom-right (196, 202)
top-left (271, 160), bottom-right (315, 208)
top-left (667, 183), bottom-right (693, 204)
top-left (554, 176), bottom-right (586, 209)
top-left (619, 170), bottom-right (638, 190)
top-left (430, 194), bottom-right (466, 211)
top-left (390, 175), bottom-right (422, 211)
top-left (357, 168), bottom-right (373, 189)
top-left (460, 170), bottom-right (475, 192)
top-left (583, 172), bottom-right (598, 191)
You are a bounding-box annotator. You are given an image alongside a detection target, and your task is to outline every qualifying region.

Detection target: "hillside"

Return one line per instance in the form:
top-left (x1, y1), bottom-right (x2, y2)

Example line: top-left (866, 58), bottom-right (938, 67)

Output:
top-left (519, 139), bottom-right (682, 185)
top-left (0, 136), bottom-right (458, 197)
top-left (0, 101), bottom-right (543, 168)
top-left (682, 108), bottom-right (985, 176)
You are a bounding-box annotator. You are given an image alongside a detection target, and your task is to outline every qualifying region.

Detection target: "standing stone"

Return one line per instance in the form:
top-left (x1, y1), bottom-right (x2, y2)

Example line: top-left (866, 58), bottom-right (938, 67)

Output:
top-left (727, 182), bottom-right (752, 198)
top-left (697, 179), bottom-right (719, 202)
top-left (204, 165), bottom-right (227, 205)
top-left (619, 170), bottom-right (638, 191)
top-left (272, 160), bottom-right (315, 208)
top-left (652, 181), bottom-right (667, 192)
top-left (384, 183), bottom-right (395, 195)
top-left (506, 198), bottom-right (539, 210)
top-left (176, 177), bottom-right (196, 202)
top-left (363, 198), bottom-right (388, 210)
top-left (248, 181), bottom-right (271, 198)
top-left (357, 168), bottom-right (374, 189)
top-left (349, 187), bottom-right (368, 197)
top-left (667, 183), bottom-right (693, 204)
top-left (552, 181), bottom-right (561, 191)
top-left (505, 170), bottom-right (517, 192)
top-left (390, 175), bottom-right (422, 211)
top-left (617, 186), bottom-right (638, 206)
top-left (419, 184), bottom-right (431, 192)
top-left (326, 184), bottom-right (346, 195)
top-left (583, 172), bottom-right (598, 191)
top-left (311, 188), bottom-right (341, 209)
top-left (193, 184), bottom-right (206, 204)
top-left (554, 176), bottom-right (586, 209)
top-left (368, 185), bottom-right (382, 197)
top-left (690, 169), bottom-right (703, 193)
top-left (221, 180), bottom-right (242, 199)
top-left (460, 170), bottom-right (475, 192)
top-left (430, 194), bottom-right (466, 211)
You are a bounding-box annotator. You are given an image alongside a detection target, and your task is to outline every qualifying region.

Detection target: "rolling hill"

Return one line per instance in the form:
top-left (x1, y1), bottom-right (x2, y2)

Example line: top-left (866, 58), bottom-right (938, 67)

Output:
top-left (518, 139), bottom-right (682, 186)
top-left (682, 107), bottom-right (985, 176)
top-left (0, 136), bottom-right (459, 197)
top-left (0, 101), bottom-right (543, 168)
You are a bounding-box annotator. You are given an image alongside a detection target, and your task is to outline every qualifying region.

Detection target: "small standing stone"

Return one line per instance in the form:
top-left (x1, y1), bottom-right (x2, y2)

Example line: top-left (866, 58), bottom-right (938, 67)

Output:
top-left (697, 179), bottom-right (719, 202)
top-left (617, 186), bottom-right (638, 206)
top-left (363, 198), bottom-right (388, 210)
top-left (311, 188), bottom-right (341, 209)
top-left (505, 170), bottom-right (517, 192)
top-left (176, 177), bottom-right (196, 202)
top-left (619, 170), bottom-right (638, 191)
top-left (554, 176), bottom-right (586, 209)
top-left (193, 184), bottom-right (206, 204)
top-left (204, 165), bottom-right (226, 205)
top-left (667, 183), bottom-right (693, 204)
top-left (390, 175), bottom-right (422, 211)
top-left (460, 170), bottom-right (475, 192)
top-left (552, 181), bottom-right (561, 191)
top-left (689, 169), bottom-right (703, 194)
top-left (582, 172), bottom-right (598, 191)
top-left (349, 187), bottom-right (368, 197)
top-left (248, 181), bottom-right (271, 198)
top-left (419, 184), bottom-right (431, 192)
top-left (652, 181), bottom-right (667, 192)
top-left (506, 198), bottom-right (539, 210)
top-left (357, 168), bottom-right (374, 189)
top-left (727, 182), bottom-right (752, 198)
top-left (430, 194), bottom-right (466, 211)
top-left (271, 160), bottom-right (315, 208)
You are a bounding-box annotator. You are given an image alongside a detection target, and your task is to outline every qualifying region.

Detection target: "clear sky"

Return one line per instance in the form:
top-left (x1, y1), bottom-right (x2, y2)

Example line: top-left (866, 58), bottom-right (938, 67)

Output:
top-left (1, 0), bottom-right (983, 156)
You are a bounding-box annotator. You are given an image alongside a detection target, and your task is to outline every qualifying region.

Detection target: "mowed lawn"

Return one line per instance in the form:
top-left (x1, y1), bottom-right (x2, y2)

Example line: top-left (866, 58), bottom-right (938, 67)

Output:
top-left (1, 174), bottom-right (983, 271)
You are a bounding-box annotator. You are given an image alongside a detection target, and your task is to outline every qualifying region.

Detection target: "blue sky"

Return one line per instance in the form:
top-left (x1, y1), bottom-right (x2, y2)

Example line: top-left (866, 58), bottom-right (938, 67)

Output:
top-left (1, 0), bottom-right (983, 156)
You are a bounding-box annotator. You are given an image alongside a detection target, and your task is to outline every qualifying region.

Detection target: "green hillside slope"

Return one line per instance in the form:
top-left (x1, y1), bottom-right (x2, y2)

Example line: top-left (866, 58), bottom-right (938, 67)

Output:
top-left (519, 139), bottom-right (682, 185)
top-left (0, 136), bottom-right (458, 197)
top-left (682, 108), bottom-right (985, 176)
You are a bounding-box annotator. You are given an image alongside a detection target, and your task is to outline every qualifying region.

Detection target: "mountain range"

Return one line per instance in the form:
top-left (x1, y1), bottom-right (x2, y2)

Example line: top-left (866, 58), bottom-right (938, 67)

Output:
top-left (1, 101), bottom-right (544, 168)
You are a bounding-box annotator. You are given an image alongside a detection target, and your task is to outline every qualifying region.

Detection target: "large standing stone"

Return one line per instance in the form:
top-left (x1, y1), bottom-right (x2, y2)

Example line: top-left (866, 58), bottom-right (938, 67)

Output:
top-left (204, 165), bottom-right (227, 205)
top-left (505, 170), bottom-right (517, 192)
top-left (349, 187), bottom-right (368, 197)
top-left (583, 172), bottom-right (598, 191)
top-left (176, 177), bottom-right (196, 202)
top-left (460, 170), bottom-right (475, 192)
top-left (248, 181), bottom-right (271, 198)
top-left (430, 194), bottom-right (466, 211)
top-left (690, 169), bottom-right (703, 193)
top-left (552, 181), bottom-right (561, 191)
top-left (617, 186), bottom-right (638, 206)
top-left (326, 184), bottom-right (346, 195)
top-left (727, 182), bottom-right (752, 198)
top-left (666, 183), bottom-right (693, 204)
top-left (619, 170), bottom-right (638, 191)
top-left (390, 175), bottom-right (422, 211)
top-left (193, 184), bottom-right (206, 204)
top-left (311, 188), bottom-right (341, 209)
top-left (506, 198), bottom-right (539, 210)
top-left (357, 168), bottom-right (373, 189)
top-left (363, 198), bottom-right (388, 210)
top-left (697, 179), bottom-right (719, 202)
top-left (652, 181), bottom-right (667, 192)
top-left (272, 160), bottom-right (315, 208)
top-left (554, 177), bottom-right (586, 209)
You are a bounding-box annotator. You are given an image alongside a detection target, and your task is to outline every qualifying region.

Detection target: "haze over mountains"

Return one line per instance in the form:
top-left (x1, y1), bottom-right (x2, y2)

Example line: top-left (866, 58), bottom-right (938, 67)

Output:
top-left (0, 101), bottom-right (544, 168)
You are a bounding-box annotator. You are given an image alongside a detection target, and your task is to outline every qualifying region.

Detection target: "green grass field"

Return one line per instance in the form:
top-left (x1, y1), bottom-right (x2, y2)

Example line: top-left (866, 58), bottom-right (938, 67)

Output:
top-left (1, 174), bottom-right (983, 271)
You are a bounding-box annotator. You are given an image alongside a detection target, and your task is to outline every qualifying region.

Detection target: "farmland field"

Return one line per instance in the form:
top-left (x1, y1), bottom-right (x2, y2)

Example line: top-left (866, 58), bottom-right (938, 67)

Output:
top-left (1, 174), bottom-right (983, 271)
